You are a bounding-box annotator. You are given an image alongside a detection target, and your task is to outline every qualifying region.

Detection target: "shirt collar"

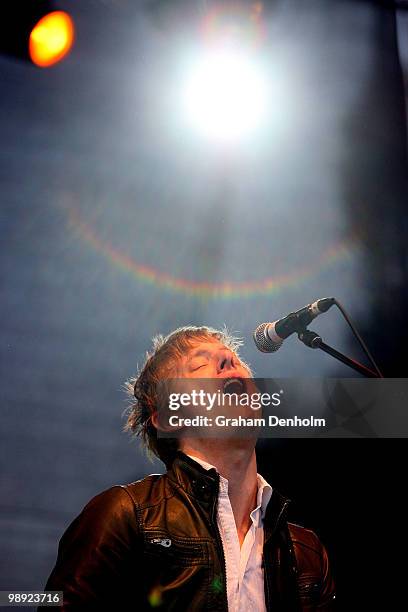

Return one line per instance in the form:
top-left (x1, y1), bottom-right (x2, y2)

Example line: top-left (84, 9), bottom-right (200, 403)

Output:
top-left (186, 454), bottom-right (273, 520)
top-left (255, 472), bottom-right (273, 520)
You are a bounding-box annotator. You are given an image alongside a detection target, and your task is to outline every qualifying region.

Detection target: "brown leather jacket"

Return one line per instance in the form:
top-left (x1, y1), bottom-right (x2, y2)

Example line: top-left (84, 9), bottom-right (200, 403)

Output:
top-left (41, 453), bottom-right (336, 611)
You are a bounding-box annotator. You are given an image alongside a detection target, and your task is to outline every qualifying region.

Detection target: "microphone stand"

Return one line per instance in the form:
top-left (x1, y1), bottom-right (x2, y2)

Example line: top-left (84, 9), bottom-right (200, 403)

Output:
top-left (297, 329), bottom-right (380, 378)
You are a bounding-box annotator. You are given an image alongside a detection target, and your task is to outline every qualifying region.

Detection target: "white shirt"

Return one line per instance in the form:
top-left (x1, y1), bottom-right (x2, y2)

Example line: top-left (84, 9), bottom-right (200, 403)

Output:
top-left (187, 455), bottom-right (273, 612)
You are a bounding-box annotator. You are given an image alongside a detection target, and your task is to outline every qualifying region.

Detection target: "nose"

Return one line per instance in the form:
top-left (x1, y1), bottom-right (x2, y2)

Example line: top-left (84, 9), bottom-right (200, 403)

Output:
top-left (217, 350), bottom-right (235, 374)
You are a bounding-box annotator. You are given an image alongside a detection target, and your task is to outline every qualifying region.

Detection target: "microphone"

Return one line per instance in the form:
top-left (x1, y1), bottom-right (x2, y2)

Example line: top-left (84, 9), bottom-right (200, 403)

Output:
top-left (253, 297), bottom-right (335, 353)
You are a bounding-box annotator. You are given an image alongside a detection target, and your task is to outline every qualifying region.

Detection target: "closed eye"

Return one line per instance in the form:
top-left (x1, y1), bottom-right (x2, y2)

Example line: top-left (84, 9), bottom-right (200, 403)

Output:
top-left (190, 361), bottom-right (208, 371)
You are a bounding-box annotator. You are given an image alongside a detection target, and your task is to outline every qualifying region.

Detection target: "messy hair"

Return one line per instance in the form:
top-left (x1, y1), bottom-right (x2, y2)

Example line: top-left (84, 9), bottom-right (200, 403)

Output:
top-left (123, 325), bottom-right (249, 467)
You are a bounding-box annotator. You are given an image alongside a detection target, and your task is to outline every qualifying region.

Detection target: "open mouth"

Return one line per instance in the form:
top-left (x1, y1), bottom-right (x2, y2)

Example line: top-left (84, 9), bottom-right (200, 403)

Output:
top-left (222, 377), bottom-right (246, 395)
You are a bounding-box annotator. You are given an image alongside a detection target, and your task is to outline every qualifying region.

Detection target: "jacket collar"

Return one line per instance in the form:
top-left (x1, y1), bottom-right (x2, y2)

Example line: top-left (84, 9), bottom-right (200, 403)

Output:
top-left (168, 451), bottom-right (290, 536)
top-left (168, 452), bottom-right (219, 507)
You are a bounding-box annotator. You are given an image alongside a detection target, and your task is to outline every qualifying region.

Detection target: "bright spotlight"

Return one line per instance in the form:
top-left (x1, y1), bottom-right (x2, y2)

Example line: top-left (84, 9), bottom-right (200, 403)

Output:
top-left (29, 11), bottom-right (74, 68)
top-left (0, 2), bottom-right (74, 67)
top-left (181, 47), bottom-right (268, 143)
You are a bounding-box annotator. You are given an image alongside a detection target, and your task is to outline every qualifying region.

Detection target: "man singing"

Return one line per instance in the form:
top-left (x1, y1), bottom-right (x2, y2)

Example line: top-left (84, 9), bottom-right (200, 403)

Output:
top-left (41, 326), bottom-right (336, 611)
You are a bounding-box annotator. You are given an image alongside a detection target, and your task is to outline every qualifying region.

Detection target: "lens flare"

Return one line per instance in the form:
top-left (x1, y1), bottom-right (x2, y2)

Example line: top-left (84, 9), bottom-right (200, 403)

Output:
top-left (182, 47), bottom-right (268, 143)
top-left (29, 11), bottom-right (74, 68)
top-left (65, 205), bottom-right (356, 301)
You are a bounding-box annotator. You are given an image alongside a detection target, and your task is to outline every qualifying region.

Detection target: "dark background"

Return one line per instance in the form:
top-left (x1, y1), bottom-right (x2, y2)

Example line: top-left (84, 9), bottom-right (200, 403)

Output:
top-left (1, 1), bottom-right (407, 610)
top-left (257, 439), bottom-right (406, 609)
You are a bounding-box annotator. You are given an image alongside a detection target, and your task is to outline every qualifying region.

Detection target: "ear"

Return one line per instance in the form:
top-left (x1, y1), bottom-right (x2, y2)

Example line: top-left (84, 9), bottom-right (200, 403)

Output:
top-left (150, 410), bottom-right (159, 429)
top-left (151, 409), bottom-right (184, 433)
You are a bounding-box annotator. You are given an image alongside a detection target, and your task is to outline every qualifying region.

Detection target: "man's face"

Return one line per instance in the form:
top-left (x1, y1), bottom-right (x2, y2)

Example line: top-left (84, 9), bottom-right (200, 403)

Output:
top-left (158, 337), bottom-right (259, 439)
top-left (179, 338), bottom-right (251, 383)
top-left (173, 337), bottom-right (257, 403)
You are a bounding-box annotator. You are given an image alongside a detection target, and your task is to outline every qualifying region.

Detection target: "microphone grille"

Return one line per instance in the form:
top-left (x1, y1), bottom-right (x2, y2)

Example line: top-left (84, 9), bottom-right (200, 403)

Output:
top-left (253, 323), bottom-right (283, 353)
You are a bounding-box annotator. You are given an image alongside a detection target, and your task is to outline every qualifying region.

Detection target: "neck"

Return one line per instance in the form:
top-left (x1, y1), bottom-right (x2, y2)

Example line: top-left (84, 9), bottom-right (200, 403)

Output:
top-left (181, 440), bottom-right (258, 546)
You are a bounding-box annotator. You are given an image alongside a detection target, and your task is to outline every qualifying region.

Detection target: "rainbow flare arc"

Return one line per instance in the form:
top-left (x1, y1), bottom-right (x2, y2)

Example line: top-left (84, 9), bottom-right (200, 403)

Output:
top-left (66, 206), bottom-right (356, 301)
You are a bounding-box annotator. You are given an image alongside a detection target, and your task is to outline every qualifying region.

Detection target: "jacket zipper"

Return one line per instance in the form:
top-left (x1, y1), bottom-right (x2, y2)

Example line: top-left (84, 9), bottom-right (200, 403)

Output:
top-left (211, 476), bottom-right (228, 611)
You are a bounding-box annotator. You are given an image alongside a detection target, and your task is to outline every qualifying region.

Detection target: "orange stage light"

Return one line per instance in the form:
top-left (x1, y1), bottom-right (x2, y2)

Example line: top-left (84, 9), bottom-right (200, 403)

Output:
top-left (29, 11), bottom-right (74, 68)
